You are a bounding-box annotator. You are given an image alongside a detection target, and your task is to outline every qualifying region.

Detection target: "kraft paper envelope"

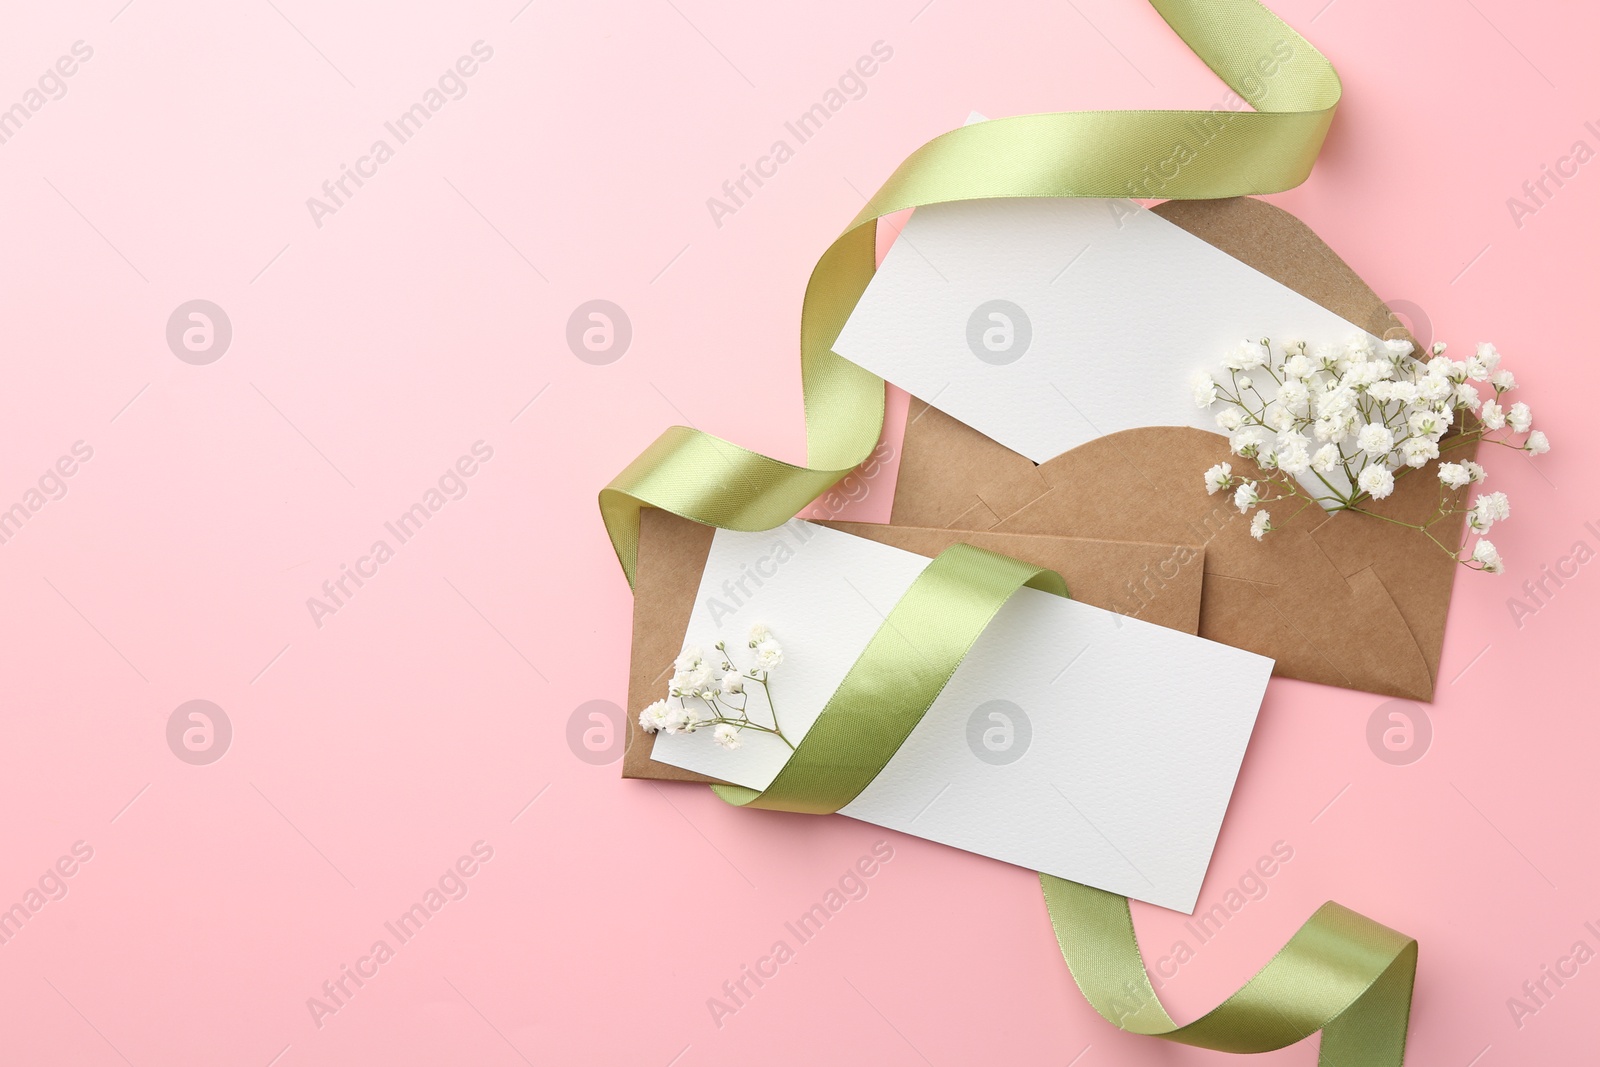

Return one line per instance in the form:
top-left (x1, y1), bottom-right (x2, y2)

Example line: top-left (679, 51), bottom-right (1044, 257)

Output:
top-left (623, 507), bottom-right (1206, 785)
top-left (642, 520), bottom-right (1272, 912)
top-left (883, 197), bottom-right (1473, 701)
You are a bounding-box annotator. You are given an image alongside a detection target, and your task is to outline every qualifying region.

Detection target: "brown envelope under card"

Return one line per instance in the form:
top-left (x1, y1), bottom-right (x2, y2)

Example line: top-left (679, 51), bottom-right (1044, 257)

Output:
top-left (622, 508), bottom-right (1206, 783)
top-left (889, 197), bottom-right (1472, 702)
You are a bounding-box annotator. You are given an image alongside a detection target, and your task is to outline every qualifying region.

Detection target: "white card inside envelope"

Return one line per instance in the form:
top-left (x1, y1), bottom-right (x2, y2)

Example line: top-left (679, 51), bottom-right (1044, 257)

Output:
top-left (831, 190), bottom-right (1383, 497)
top-left (649, 522), bottom-right (1274, 913)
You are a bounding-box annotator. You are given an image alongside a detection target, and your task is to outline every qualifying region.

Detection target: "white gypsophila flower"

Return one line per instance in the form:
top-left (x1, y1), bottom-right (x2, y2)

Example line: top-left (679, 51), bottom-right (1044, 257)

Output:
top-left (1275, 441), bottom-right (1311, 475)
top-left (1437, 462), bottom-right (1471, 489)
top-left (1273, 379), bottom-right (1312, 415)
top-left (720, 671), bottom-right (745, 697)
top-left (1356, 422), bottom-right (1395, 456)
top-left (1228, 339), bottom-right (1268, 371)
top-left (1190, 370), bottom-right (1219, 408)
top-left (712, 724), bottom-right (742, 750)
top-left (1358, 464), bottom-right (1396, 500)
top-left (1199, 334), bottom-right (1533, 575)
top-left (1401, 437), bottom-right (1439, 468)
top-left (1346, 334), bottom-right (1376, 361)
top-left (674, 646), bottom-right (704, 671)
top-left (747, 623), bottom-right (771, 645)
top-left (1316, 386), bottom-right (1355, 421)
top-left (1275, 429), bottom-right (1310, 458)
top-left (754, 638), bottom-right (784, 671)
top-left (638, 699), bottom-right (673, 734)
top-left (1383, 338), bottom-right (1415, 361)
top-left (663, 704), bottom-right (701, 735)
top-left (1408, 409), bottom-right (1448, 441)
top-left (1233, 481), bottom-right (1260, 514)
top-left (1472, 538), bottom-right (1504, 573)
top-left (1508, 402), bottom-right (1533, 433)
top-left (1229, 426), bottom-right (1268, 459)
top-left (1266, 407), bottom-right (1296, 434)
top-left (1469, 491), bottom-right (1511, 533)
top-left (1418, 374), bottom-right (1454, 403)
top-left (669, 663), bottom-right (713, 696)
top-left (1355, 360), bottom-right (1392, 386)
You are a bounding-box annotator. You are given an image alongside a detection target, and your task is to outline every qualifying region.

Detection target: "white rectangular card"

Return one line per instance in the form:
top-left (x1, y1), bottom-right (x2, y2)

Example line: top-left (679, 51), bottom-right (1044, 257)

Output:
top-left (649, 522), bottom-right (1274, 913)
top-left (831, 187), bottom-right (1384, 500)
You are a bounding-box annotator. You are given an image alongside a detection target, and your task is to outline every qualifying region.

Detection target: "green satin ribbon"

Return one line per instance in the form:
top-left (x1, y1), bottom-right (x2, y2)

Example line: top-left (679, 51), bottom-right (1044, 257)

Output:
top-left (711, 544), bottom-right (1068, 812)
top-left (718, 543), bottom-right (1419, 1065)
top-left (601, 0), bottom-right (1416, 1060)
top-left (599, 0), bottom-right (1341, 586)
top-left (1043, 881), bottom-right (1417, 1064)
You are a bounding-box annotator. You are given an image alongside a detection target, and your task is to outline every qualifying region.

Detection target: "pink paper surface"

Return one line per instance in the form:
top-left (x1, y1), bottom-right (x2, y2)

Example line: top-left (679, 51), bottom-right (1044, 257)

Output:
top-left (0, 2), bottom-right (1595, 1064)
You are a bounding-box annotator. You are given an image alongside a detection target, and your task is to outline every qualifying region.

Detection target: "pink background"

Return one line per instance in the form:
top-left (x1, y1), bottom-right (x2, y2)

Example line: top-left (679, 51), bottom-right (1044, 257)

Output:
top-left (1, 0), bottom-right (1595, 1063)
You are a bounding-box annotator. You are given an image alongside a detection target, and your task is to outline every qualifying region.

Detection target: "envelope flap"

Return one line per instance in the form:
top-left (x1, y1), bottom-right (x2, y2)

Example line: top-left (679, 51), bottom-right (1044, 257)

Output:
top-left (887, 197), bottom-right (1468, 701)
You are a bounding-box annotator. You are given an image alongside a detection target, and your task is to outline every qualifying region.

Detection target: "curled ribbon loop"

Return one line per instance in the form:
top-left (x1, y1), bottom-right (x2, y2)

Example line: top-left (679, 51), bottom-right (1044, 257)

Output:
top-left (1043, 880), bottom-right (1417, 1065)
top-left (600, 0), bottom-right (1341, 585)
top-left (722, 545), bottom-right (1417, 1065)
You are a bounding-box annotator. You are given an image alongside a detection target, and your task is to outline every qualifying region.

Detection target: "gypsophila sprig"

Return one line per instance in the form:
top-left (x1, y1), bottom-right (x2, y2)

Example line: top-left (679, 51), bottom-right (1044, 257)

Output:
top-left (1195, 337), bottom-right (1549, 574)
top-left (637, 623), bottom-right (795, 750)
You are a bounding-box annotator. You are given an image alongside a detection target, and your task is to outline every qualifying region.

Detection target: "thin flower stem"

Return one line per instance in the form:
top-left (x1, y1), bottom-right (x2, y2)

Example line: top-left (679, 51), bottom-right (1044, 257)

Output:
top-left (753, 677), bottom-right (795, 750)
top-left (1280, 498), bottom-right (1316, 526)
top-left (1343, 506), bottom-right (1463, 561)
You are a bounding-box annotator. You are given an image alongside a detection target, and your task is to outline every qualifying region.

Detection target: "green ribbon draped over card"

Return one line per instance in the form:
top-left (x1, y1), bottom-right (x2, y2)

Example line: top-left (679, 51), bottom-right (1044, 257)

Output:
top-left (599, 1), bottom-right (1418, 1062)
